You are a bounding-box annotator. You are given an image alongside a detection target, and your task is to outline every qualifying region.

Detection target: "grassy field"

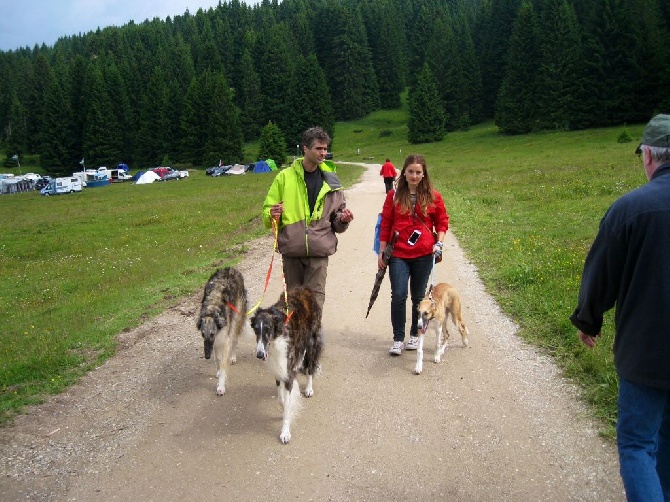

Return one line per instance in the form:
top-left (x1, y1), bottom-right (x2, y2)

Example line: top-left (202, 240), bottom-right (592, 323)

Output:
top-left (1, 108), bottom-right (646, 438)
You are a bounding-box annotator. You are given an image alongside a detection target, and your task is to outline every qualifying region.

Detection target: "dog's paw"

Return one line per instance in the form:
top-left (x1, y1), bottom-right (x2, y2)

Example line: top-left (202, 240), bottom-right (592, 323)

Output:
top-left (303, 387), bottom-right (314, 398)
top-left (433, 355), bottom-right (441, 363)
top-left (463, 338), bottom-right (469, 347)
top-left (216, 386), bottom-right (226, 396)
top-left (230, 355), bottom-right (237, 364)
top-left (414, 361), bottom-right (423, 374)
top-left (279, 430), bottom-right (291, 444)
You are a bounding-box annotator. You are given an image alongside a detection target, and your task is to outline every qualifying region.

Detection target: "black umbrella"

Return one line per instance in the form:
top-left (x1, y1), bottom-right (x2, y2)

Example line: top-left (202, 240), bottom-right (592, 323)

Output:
top-left (366, 230), bottom-right (399, 318)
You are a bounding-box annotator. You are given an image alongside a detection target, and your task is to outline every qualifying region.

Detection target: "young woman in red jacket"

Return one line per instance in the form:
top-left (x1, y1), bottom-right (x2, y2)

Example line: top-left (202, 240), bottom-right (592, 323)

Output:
top-left (377, 154), bottom-right (449, 355)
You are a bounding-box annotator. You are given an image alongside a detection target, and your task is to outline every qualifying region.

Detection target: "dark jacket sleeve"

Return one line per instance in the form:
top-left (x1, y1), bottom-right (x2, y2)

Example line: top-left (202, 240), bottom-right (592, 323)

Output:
top-left (570, 210), bottom-right (623, 335)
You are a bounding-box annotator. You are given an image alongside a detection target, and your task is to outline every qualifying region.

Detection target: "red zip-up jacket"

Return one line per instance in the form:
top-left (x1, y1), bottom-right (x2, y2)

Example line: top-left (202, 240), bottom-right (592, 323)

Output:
top-left (379, 189), bottom-right (449, 259)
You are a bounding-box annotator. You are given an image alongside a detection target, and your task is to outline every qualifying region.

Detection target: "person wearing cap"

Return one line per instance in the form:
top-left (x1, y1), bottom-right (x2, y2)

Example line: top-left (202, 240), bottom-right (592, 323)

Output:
top-left (570, 113), bottom-right (670, 501)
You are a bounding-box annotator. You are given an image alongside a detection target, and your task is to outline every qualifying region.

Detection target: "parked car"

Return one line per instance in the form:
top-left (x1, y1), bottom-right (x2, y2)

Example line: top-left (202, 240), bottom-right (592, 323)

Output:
top-left (34, 177), bottom-right (51, 190)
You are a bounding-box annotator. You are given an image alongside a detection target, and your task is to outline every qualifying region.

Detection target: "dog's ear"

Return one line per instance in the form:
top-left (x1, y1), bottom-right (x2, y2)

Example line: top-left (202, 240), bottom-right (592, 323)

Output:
top-left (268, 308), bottom-right (285, 336)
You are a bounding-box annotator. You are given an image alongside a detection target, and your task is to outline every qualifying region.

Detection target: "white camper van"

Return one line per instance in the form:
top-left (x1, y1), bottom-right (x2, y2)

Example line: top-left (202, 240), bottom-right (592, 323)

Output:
top-left (40, 177), bottom-right (83, 196)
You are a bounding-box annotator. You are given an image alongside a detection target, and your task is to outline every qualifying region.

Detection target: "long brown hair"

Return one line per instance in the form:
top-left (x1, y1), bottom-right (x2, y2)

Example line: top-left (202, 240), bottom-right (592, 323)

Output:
top-left (394, 154), bottom-right (435, 215)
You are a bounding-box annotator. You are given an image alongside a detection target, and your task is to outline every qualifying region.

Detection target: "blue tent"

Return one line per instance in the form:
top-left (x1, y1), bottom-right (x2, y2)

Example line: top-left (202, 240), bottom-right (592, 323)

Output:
top-left (253, 160), bottom-right (271, 173)
top-left (117, 163), bottom-right (130, 172)
top-left (131, 171), bottom-right (145, 181)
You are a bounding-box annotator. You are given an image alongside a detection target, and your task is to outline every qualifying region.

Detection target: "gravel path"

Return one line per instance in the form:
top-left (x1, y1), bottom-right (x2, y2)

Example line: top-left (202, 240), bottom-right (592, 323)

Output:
top-left (0, 163), bottom-right (624, 501)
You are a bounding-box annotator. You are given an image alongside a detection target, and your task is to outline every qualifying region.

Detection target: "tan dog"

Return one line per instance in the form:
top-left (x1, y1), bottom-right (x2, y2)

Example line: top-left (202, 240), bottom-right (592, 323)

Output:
top-left (415, 283), bottom-right (469, 375)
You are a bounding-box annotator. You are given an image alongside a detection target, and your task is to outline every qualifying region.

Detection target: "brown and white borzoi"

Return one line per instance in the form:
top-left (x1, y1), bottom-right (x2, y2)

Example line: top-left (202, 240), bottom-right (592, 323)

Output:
top-left (250, 286), bottom-right (323, 444)
top-left (196, 267), bottom-right (248, 396)
top-left (415, 282), bottom-right (469, 375)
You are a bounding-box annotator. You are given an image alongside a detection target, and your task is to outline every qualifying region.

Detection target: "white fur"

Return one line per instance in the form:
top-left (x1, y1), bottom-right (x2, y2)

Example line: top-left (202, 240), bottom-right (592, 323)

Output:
top-left (279, 382), bottom-right (302, 444)
top-left (268, 336), bottom-right (289, 383)
top-left (213, 326), bottom-right (237, 396)
top-left (266, 335), bottom-right (307, 444)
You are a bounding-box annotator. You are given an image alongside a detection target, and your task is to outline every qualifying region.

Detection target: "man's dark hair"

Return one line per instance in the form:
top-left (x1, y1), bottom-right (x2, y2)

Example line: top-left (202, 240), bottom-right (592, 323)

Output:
top-left (301, 127), bottom-right (331, 150)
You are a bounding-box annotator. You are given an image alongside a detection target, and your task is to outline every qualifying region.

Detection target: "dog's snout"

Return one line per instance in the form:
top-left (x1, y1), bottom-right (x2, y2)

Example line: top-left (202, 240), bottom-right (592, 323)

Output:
top-left (256, 339), bottom-right (267, 360)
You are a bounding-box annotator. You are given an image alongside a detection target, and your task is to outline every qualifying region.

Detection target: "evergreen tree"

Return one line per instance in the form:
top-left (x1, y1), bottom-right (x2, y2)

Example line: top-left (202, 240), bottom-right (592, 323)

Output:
top-left (535, 0), bottom-right (583, 131)
top-left (135, 65), bottom-right (170, 165)
top-left (361, 1), bottom-right (406, 109)
top-left (39, 69), bottom-right (75, 170)
top-left (103, 57), bottom-right (133, 164)
top-left (496, 0), bottom-right (541, 134)
top-left (426, 12), bottom-right (469, 132)
top-left (454, 16), bottom-right (484, 126)
top-left (179, 77), bottom-right (205, 164)
top-left (474, 0), bottom-right (522, 119)
top-left (406, 5), bottom-right (435, 88)
top-left (315, 2), bottom-right (379, 121)
top-left (26, 53), bottom-right (51, 153)
top-left (237, 46), bottom-right (264, 142)
top-left (255, 23), bottom-right (295, 133)
top-left (202, 72), bottom-right (244, 166)
top-left (68, 55), bottom-right (87, 167)
top-left (180, 71), bottom-right (243, 166)
top-left (258, 121), bottom-right (287, 166)
top-left (407, 63), bottom-right (445, 144)
top-left (4, 91), bottom-right (27, 162)
top-left (283, 54), bottom-right (335, 152)
top-left (81, 59), bottom-right (122, 166)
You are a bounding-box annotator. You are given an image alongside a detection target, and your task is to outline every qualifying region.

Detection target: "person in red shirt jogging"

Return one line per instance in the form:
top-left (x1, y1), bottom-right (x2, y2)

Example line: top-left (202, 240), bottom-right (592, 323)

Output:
top-left (380, 158), bottom-right (397, 193)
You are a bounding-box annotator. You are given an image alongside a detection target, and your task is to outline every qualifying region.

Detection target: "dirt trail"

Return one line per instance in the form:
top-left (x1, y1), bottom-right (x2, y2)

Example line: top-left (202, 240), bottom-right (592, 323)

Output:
top-left (1, 163), bottom-right (624, 501)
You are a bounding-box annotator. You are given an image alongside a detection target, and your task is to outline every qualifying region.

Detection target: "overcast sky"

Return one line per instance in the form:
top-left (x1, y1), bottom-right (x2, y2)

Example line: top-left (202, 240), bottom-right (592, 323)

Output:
top-left (0, 0), bottom-right (257, 52)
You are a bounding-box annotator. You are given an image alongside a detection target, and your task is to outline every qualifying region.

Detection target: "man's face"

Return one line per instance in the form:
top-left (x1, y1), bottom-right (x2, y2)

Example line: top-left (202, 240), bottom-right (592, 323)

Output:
top-left (303, 140), bottom-right (329, 167)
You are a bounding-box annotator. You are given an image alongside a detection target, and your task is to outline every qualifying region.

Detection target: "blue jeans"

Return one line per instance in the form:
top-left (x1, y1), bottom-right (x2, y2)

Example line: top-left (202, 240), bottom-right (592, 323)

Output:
top-left (388, 254), bottom-right (433, 342)
top-left (617, 378), bottom-right (670, 502)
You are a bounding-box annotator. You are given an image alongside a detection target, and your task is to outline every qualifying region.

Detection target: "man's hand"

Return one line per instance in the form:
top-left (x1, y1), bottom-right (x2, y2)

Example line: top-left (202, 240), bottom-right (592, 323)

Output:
top-left (270, 202), bottom-right (283, 220)
top-left (578, 330), bottom-right (600, 348)
top-left (339, 208), bottom-right (354, 223)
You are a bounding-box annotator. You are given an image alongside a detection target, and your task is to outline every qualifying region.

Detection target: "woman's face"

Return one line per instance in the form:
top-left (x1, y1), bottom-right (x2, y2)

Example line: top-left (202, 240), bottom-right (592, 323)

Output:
top-left (404, 162), bottom-right (424, 190)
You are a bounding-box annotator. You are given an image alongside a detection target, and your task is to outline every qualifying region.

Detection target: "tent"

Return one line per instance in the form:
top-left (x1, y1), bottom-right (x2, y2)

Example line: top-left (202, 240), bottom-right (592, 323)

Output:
top-left (116, 163), bottom-right (130, 172)
top-left (136, 171), bottom-right (160, 184)
top-left (266, 159), bottom-right (278, 171)
top-left (131, 171), bottom-right (144, 181)
top-left (253, 160), bottom-right (271, 173)
top-left (225, 164), bottom-right (246, 176)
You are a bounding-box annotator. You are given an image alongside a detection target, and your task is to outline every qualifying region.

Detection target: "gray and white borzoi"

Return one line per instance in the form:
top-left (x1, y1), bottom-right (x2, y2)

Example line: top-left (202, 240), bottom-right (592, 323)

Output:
top-left (251, 286), bottom-right (323, 444)
top-left (196, 267), bottom-right (248, 396)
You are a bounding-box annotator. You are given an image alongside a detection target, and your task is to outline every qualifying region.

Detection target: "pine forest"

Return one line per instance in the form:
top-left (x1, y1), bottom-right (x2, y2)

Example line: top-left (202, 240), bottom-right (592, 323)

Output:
top-left (0, 0), bottom-right (668, 174)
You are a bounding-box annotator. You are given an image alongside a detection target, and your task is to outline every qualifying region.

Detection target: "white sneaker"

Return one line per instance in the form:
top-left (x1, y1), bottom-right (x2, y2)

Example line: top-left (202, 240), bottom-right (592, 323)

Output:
top-left (389, 341), bottom-right (404, 355)
top-left (405, 336), bottom-right (419, 351)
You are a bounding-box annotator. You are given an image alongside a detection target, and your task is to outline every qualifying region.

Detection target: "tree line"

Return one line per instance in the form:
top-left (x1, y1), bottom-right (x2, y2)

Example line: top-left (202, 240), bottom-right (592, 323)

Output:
top-left (0, 0), bottom-right (668, 174)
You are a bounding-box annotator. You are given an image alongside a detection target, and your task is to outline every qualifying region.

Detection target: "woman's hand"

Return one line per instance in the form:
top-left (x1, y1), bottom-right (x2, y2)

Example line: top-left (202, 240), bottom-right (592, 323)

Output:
top-left (433, 241), bottom-right (443, 259)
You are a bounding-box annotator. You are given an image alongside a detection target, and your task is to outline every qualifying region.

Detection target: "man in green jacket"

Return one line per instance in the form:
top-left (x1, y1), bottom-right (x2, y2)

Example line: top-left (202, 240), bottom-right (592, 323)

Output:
top-left (263, 127), bottom-right (354, 311)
